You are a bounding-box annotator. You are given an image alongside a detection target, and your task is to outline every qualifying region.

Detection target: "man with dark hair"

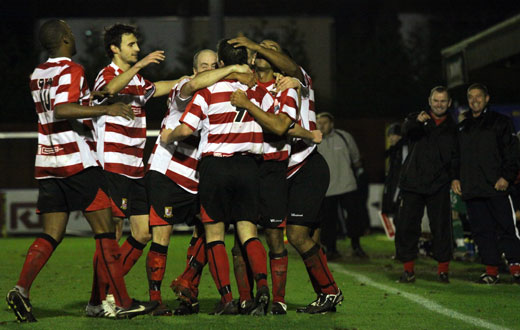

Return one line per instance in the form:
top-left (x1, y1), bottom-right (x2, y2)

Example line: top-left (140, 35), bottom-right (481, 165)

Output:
top-left (228, 36), bottom-right (343, 314)
top-left (5, 19), bottom-right (157, 322)
top-left (89, 24), bottom-right (179, 313)
top-left (145, 49), bottom-right (252, 316)
top-left (395, 85), bottom-right (458, 284)
top-left (454, 83), bottom-right (520, 284)
top-left (161, 39), bottom-right (270, 316)
top-left (229, 38), bottom-right (322, 315)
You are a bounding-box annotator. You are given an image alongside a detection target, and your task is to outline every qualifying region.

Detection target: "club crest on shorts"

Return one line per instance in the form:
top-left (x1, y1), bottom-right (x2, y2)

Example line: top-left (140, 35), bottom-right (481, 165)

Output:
top-left (120, 198), bottom-right (128, 210)
top-left (164, 206), bottom-right (173, 218)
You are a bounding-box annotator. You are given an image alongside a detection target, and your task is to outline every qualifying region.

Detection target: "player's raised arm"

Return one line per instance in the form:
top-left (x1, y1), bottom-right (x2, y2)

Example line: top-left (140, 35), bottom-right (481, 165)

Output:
top-left (180, 64), bottom-right (252, 98)
top-left (228, 36), bottom-right (303, 82)
top-left (103, 50), bottom-right (165, 96)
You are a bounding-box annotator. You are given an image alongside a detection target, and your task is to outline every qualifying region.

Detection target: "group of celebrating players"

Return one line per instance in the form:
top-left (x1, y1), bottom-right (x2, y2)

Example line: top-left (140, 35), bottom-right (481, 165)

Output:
top-left (5, 18), bottom-right (343, 322)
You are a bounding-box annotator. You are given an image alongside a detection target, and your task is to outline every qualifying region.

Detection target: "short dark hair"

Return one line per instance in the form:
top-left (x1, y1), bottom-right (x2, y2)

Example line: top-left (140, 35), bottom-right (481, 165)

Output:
top-left (429, 85), bottom-right (450, 99)
top-left (217, 39), bottom-right (248, 66)
top-left (467, 83), bottom-right (489, 96)
top-left (317, 112), bottom-right (335, 121)
top-left (39, 19), bottom-right (68, 53)
top-left (104, 24), bottom-right (138, 58)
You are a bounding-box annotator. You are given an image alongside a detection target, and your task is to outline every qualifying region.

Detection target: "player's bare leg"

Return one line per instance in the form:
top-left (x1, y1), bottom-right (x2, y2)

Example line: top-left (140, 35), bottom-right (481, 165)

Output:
top-left (113, 218), bottom-right (124, 243)
top-left (236, 221), bottom-right (269, 316)
top-left (146, 224), bottom-right (173, 316)
top-left (7, 212), bottom-right (68, 322)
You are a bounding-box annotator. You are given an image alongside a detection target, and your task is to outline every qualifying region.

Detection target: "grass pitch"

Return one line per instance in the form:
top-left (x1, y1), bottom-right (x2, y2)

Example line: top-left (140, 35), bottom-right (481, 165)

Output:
top-left (1, 233), bottom-right (518, 329)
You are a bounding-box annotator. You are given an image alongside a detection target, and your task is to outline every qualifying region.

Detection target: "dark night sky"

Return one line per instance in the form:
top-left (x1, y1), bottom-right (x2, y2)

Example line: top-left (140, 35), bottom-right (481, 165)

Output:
top-left (2, 0), bottom-right (520, 124)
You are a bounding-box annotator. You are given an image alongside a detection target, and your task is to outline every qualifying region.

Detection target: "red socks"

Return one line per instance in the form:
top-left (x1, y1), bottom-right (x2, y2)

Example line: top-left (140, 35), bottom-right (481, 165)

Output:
top-left (16, 234), bottom-right (58, 296)
top-left (146, 243), bottom-right (168, 303)
top-left (269, 250), bottom-right (288, 303)
top-left (301, 244), bottom-right (338, 295)
top-left (95, 233), bottom-right (132, 308)
top-left (243, 238), bottom-right (268, 290)
top-left (176, 235), bottom-right (206, 297)
top-left (120, 236), bottom-right (146, 276)
top-left (486, 265), bottom-right (499, 276)
top-left (438, 262), bottom-right (449, 274)
top-left (404, 261), bottom-right (415, 273)
top-left (232, 245), bottom-right (253, 303)
top-left (206, 241), bottom-right (232, 303)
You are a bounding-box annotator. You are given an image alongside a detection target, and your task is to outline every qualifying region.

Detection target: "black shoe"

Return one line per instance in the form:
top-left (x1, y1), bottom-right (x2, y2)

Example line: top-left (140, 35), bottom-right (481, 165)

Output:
top-left (151, 302), bottom-right (172, 316)
top-left (476, 273), bottom-right (499, 284)
top-left (438, 272), bottom-right (450, 284)
top-left (270, 301), bottom-right (287, 315)
top-left (397, 271), bottom-right (415, 283)
top-left (353, 247), bottom-right (368, 258)
top-left (174, 300), bottom-right (199, 315)
top-left (249, 286), bottom-right (270, 316)
top-left (302, 290), bottom-right (344, 314)
top-left (512, 273), bottom-right (520, 285)
top-left (237, 299), bottom-right (255, 315)
top-left (209, 300), bottom-right (238, 315)
top-left (6, 288), bottom-right (36, 322)
top-left (115, 299), bottom-right (158, 319)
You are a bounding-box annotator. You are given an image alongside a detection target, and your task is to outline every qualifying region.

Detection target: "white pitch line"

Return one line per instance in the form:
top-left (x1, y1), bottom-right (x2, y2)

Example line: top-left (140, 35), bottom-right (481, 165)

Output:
top-left (331, 264), bottom-right (510, 330)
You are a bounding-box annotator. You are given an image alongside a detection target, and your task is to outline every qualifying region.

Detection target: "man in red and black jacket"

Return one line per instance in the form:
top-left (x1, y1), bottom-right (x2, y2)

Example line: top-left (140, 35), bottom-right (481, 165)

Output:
top-left (395, 86), bottom-right (459, 284)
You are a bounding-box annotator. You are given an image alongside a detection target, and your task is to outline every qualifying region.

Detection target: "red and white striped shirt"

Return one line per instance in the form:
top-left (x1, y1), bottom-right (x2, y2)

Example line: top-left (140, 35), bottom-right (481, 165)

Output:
top-left (181, 80), bottom-right (272, 158)
top-left (30, 57), bottom-right (99, 179)
top-left (92, 62), bottom-right (156, 179)
top-left (287, 67), bottom-right (317, 178)
top-left (257, 79), bottom-right (298, 161)
top-left (148, 78), bottom-right (200, 194)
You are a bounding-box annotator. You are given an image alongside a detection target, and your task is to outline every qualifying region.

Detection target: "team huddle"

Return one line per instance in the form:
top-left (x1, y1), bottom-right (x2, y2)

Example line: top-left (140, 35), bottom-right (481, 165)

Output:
top-left (5, 19), bottom-right (343, 321)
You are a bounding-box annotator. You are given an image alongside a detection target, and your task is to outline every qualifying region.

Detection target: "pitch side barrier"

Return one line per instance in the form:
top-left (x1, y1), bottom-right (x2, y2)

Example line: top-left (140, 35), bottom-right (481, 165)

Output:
top-left (0, 130), bottom-right (392, 237)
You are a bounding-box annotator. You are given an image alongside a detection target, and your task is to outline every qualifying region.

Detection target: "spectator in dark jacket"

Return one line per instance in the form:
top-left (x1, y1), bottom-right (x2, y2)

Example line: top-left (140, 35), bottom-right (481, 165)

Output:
top-left (395, 86), bottom-right (458, 284)
top-left (453, 83), bottom-right (520, 284)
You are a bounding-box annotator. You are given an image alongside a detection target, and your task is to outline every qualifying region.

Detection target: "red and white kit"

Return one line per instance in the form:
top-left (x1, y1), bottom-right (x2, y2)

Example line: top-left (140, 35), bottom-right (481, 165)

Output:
top-left (257, 79), bottom-right (298, 161)
top-left (30, 57), bottom-right (99, 179)
top-left (148, 78), bottom-right (200, 193)
top-left (287, 67), bottom-right (317, 178)
top-left (180, 80), bottom-right (273, 157)
top-left (92, 62), bottom-right (156, 179)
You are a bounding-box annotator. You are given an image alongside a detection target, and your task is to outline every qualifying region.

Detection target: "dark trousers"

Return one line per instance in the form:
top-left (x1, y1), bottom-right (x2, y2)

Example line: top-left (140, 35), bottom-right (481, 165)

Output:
top-left (465, 195), bottom-right (520, 266)
top-left (395, 186), bottom-right (453, 263)
top-left (320, 191), bottom-right (365, 253)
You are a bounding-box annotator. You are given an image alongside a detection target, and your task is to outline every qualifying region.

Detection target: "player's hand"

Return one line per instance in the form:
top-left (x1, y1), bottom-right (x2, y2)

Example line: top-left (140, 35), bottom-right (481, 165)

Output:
top-left (233, 64), bottom-right (253, 74)
top-left (234, 72), bottom-right (256, 88)
top-left (274, 73), bottom-right (300, 93)
top-left (494, 177), bottom-right (509, 191)
top-left (451, 179), bottom-right (462, 195)
top-left (311, 129), bottom-right (323, 144)
top-left (417, 111), bottom-right (430, 123)
top-left (160, 128), bottom-right (173, 145)
top-left (135, 50), bottom-right (165, 69)
top-left (106, 102), bottom-right (134, 120)
top-left (228, 36), bottom-right (260, 51)
top-left (90, 90), bottom-right (112, 101)
top-left (230, 90), bottom-right (251, 109)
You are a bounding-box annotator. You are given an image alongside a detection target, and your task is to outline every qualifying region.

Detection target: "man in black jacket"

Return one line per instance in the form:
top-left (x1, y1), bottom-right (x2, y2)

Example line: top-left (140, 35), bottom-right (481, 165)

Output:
top-left (453, 83), bottom-right (520, 284)
top-left (395, 86), bottom-right (458, 283)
